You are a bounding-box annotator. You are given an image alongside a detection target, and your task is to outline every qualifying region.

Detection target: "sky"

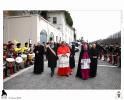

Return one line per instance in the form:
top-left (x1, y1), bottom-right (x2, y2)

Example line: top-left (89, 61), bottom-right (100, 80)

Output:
top-left (69, 10), bottom-right (121, 42)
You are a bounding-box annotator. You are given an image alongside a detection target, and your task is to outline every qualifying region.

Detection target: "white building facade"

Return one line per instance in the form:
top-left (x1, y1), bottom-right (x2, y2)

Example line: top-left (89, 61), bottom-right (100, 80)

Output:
top-left (3, 14), bottom-right (62, 46)
top-left (47, 11), bottom-right (75, 43)
top-left (3, 11), bottom-right (75, 46)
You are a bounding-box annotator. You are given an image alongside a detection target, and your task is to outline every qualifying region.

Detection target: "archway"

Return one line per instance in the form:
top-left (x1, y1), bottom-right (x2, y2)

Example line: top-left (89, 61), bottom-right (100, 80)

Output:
top-left (49, 32), bottom-right (54, 41)
top-left (40, 30), bottom-right (47, 44)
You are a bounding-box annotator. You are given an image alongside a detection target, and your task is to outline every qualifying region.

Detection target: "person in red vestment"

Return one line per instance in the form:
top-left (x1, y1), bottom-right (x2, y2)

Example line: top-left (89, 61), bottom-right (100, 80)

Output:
top-left (57, 41), bottom-right (72, 76)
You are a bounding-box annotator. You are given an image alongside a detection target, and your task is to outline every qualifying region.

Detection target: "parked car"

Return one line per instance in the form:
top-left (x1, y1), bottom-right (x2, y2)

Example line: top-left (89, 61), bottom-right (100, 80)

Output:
top-left (69, 42), bottom-right (79, 52)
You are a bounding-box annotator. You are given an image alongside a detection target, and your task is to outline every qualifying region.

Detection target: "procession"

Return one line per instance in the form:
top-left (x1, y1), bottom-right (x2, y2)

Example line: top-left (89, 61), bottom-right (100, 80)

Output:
top-left (3, 10), bottom-right (121, 89)
top-left (3, 37), bottom-right (121, 80)
top-left (0, 0), bottom-right (123, 98)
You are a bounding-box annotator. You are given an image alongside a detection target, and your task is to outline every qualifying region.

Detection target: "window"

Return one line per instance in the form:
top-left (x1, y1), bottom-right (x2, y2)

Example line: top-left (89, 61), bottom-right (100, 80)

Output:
top-left (53, 17), bottom-right (57, 24)
top-left (59, 37), bottom-right (61, 42)
top-left (56, 36), bottom-right (58, 42)
top-left (50, 32), bottom-right (54, 41)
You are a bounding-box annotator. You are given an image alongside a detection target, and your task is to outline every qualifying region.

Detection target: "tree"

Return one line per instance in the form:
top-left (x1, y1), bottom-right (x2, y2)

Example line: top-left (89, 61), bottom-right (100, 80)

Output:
top-left (39, 11), bottom-right (48, 20)
top-left (28, 10), bottom-right (48, 20)
top-left (64, 11), bottom-right (73, 27)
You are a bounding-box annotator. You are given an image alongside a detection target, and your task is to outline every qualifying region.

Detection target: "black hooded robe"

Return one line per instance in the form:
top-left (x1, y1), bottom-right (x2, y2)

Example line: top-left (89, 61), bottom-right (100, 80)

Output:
top-left (89, 48), bottom-right (98, 77)
top-left (69, 45), bottom-right (75, 69)
top-left (76, 45), bottom-right (84, 78)
top-left (33, 45), bottom-right (44, 74)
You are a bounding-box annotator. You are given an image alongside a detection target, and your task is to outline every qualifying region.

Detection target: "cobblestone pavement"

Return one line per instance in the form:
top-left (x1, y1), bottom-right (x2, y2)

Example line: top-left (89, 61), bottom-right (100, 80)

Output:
top-left (4, 52), bottom-right (121, 89)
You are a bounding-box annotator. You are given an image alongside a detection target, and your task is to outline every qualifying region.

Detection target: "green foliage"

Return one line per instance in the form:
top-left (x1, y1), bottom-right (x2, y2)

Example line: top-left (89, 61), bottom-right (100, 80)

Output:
top-left (38, 11), bottom-right (48, 20)
top-left (28, 10), bottom-right (48, 19)
top-left (64, 11), bottom-right (73, 27)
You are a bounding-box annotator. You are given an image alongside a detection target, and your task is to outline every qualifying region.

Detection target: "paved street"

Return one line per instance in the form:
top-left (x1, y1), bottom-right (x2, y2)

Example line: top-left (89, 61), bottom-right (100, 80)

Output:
top-left (4, 52), bottom-right (121, 89)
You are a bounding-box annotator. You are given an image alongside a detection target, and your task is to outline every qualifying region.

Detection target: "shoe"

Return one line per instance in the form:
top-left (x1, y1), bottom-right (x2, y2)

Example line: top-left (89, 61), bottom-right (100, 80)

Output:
top-left (66, 74), bottom-right (69, 77)
top-left (51, 73), bottom-right (54, 77)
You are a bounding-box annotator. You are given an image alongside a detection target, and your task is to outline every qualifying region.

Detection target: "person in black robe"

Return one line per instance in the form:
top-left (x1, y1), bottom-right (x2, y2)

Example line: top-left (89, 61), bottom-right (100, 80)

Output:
top-left (69, 44), bottom-right (75, 69)
top-left (118, 47), bottom-right (121, 67)
top-left (89, 43), bottom-right (98, 77)
top-left (76, 42), bottom-right (89, 78)
top-left (33, 42), bottom-right (44, 74)
top-left (76, 44), bottom-right (83, 78)
top-left (113, 46), bottom-right (119, 66)
top-left (46, 38), bottom-right (58, 77)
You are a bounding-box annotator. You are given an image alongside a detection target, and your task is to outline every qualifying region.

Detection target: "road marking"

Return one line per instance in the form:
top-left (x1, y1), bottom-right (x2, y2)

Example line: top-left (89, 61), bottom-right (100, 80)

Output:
top-left (3, 65), bottom-right (33, 83)
top-left (98, 64), bottom-right (118, 68)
